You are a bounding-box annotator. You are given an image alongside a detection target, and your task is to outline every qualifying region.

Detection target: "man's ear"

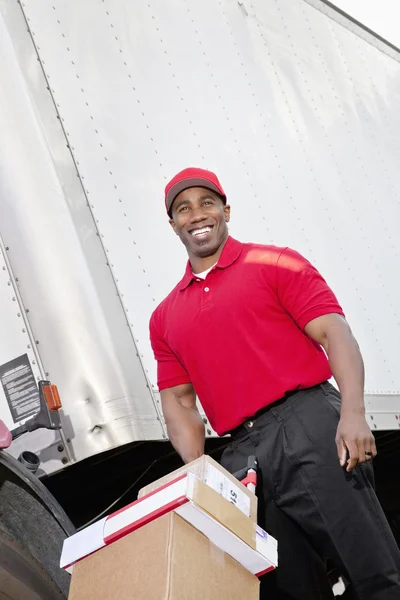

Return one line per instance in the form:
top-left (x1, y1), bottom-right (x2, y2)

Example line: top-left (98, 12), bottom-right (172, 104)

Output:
top-left (224, 204), bottom-right (231, 222)
top-left (169, 218), bottom-right (179, 235)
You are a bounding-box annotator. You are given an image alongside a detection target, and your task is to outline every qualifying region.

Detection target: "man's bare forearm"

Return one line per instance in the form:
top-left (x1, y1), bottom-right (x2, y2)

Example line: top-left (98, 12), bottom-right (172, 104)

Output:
top-left (161, 384), bottom-right (205, 463)
top-left (306, 313), bottom-right (375, 470)
top-left (167, 407), bottom-right (205, 463)
top-left (323, 320), bottom-right (365, 413)
top-left (305, 314), bottom-right (365, 412)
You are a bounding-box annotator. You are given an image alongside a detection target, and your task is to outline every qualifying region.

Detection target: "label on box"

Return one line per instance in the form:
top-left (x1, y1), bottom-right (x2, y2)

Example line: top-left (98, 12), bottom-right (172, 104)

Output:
top-left (205, 464), bottom-right (251, 517)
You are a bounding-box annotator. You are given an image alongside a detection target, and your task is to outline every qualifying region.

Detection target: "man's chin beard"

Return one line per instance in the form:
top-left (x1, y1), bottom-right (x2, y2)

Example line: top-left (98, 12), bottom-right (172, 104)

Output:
top-left (196, 247), bottom-right (218, 258)
top-left (188, 241), bottom-right (217, 258)
top-left (182, 230), bottom-right (227, 257)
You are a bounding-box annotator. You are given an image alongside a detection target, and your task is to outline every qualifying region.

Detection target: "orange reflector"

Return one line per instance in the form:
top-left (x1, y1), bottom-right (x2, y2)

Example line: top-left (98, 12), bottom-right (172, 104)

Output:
top-left (43, 384), bottom-right (62, 411)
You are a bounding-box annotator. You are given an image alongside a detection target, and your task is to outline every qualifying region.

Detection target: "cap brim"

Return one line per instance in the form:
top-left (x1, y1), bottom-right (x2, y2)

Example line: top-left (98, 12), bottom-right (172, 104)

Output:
top-left (166, 178), bottom-right (224, 214)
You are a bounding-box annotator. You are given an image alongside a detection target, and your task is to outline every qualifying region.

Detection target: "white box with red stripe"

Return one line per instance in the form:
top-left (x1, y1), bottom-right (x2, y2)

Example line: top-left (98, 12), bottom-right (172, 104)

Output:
top-left (60, 472), bottom-right (277, 578)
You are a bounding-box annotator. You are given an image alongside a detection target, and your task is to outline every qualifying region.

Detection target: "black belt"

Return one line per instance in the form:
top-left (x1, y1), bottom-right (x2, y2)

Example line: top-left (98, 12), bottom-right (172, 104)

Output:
top-left (227, 389), bottom-right (301, 441)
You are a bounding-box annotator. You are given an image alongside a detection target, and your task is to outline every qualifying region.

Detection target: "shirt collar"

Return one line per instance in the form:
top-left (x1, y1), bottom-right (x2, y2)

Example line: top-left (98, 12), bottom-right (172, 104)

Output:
top-left (179, 236), bottom-right (243, 291)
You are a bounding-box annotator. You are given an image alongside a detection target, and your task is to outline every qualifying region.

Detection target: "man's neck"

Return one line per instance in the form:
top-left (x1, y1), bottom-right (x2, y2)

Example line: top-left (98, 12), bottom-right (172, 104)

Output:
top-left (189, 238), bottom-right (228, 274)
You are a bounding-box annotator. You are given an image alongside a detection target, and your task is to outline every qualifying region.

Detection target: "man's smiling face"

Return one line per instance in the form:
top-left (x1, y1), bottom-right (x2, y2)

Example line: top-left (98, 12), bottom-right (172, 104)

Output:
top-left (169, 186), bottom-right (230, 260)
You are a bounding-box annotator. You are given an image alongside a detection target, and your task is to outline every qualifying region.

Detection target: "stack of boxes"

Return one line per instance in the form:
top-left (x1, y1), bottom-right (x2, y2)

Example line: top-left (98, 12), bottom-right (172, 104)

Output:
top-left (60, 455), bottom-right (278, 599)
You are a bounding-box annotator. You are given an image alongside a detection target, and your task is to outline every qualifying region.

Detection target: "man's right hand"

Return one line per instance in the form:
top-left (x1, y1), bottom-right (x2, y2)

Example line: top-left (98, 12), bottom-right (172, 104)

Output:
top-left (160, 383), bottom-right (205, 463)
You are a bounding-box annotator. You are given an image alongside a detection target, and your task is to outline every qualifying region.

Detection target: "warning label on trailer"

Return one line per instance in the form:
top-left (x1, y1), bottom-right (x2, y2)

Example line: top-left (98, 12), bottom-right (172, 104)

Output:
top-left (0, 354), bottom-right (40, 423)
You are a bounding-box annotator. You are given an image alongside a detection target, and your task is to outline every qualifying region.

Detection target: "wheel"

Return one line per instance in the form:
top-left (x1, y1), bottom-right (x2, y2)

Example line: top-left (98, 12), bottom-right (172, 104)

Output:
top-left (0, 529), bottom-right (64, 599)
top-left (0, 455), bottom-right (73, 598)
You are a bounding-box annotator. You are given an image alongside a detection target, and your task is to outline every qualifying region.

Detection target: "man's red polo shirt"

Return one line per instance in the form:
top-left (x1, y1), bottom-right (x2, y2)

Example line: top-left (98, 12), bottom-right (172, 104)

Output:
top-left (150, 237), bottom-right (344, 435)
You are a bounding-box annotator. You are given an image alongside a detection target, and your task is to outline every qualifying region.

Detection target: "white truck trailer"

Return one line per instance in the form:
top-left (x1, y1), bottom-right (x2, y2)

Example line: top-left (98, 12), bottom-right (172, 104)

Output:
top-left (0, 0), bottom-right (399, 596)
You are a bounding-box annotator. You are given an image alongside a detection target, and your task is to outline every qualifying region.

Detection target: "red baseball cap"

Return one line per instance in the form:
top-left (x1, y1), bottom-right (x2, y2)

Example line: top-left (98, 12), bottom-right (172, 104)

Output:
top-left (165, 167), bottom-right (226, 216)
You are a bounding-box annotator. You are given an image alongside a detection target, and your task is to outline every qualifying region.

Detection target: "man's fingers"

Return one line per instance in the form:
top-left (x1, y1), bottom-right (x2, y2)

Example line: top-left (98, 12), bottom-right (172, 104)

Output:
top-left (364, 441), bottom-right (373, 461)
top-left (336, 419), bottom-right (377, 471)
top-left (364, 436), bottom-right (377, 461)
top-left (336, 437), bottom-right (347, 467)
top-left (356, 439), bottom-right (367, 464)
top-left (345, 440), bottom-right (359, 471)
top-left (371, 436), bottom-right (378, 459)
top-left (338, 436), bottom-right (377, 470)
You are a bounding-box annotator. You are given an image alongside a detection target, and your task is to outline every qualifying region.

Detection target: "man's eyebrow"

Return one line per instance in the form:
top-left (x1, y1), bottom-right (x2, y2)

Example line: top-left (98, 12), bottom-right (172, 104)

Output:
top-left (174, 198), bottom-right (190, 210)
top-left (198, 193), bottom-right (216, 201)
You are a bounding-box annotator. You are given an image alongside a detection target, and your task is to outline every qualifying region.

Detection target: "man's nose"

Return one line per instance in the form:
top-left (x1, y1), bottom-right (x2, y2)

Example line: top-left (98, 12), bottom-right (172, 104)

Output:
top-left (189, 208), bottom-right (207, 223)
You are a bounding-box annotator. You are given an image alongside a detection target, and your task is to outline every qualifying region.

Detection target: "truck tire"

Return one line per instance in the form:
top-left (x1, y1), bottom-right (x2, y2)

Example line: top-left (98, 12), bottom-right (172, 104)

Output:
top-left (0, 528), bottom-right (64, 599)
top-left (0, 452), bottom-right (74, 598)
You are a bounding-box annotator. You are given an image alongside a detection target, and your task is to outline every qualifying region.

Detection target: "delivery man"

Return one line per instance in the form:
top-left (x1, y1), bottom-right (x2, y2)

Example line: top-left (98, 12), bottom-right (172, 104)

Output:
top-left (149, 167), bottom-right (400, 599)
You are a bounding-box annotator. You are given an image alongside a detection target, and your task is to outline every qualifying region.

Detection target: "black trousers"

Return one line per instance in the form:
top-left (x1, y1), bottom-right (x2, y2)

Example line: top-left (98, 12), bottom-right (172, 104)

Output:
top-left (221, 382), bottom-right (400, 600)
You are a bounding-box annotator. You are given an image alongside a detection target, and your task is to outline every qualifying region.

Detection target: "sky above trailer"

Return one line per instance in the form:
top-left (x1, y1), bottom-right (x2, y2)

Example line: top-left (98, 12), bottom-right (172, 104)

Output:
top-left (331, 0), bottom-right (400, 49)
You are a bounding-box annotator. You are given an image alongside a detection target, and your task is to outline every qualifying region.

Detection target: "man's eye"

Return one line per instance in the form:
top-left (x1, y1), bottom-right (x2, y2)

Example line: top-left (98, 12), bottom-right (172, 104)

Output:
top-left (179, 206), bottom-right (189, 212)
top-left (203, 201), bottom-right (213, 206)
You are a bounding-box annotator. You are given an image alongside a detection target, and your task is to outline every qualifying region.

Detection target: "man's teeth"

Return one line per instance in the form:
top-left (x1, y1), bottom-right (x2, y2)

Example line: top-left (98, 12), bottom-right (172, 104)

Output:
top-left (192, 227), bottom-right (212, 237)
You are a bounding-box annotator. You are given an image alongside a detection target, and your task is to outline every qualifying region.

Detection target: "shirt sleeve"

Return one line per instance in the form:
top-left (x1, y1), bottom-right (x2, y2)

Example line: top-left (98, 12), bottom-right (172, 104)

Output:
top-left (149, 311), bottom-right (192, 391)
top-left (276, 247), bottom-right (345, 329)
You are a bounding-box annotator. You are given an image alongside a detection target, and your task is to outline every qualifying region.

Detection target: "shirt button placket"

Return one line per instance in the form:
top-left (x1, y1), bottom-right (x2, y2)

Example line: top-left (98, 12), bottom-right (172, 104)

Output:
top-left (201, 285), bottom-right (211, 310)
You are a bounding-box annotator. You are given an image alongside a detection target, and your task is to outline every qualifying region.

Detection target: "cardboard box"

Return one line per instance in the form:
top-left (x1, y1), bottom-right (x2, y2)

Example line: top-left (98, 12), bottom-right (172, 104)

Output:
top-left (68, 512), bottom-right (260, 600)
top-left (138, 454), bottom-right (258, 521)
top-left (61, 473), bottom-right (277, 577)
